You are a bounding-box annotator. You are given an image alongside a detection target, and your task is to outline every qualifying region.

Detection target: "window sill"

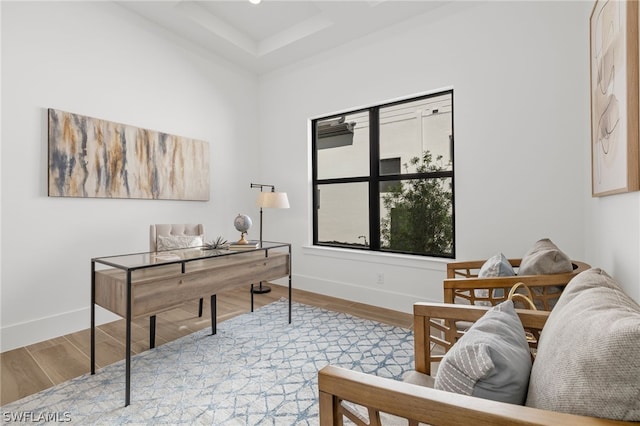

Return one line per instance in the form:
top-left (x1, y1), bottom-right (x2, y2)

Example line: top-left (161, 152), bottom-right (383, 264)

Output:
top-left (301, 245), bottom-right (448, 271)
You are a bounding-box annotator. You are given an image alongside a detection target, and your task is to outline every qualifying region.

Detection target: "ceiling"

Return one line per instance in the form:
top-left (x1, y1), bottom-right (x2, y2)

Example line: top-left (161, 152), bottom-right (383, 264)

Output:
top-left (117, 1), bottom-right (449, 74)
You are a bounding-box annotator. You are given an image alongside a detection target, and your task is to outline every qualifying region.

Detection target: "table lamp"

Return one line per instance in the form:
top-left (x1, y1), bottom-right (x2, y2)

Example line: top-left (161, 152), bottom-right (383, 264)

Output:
top-left (249, 183), bottom-right (290, 293)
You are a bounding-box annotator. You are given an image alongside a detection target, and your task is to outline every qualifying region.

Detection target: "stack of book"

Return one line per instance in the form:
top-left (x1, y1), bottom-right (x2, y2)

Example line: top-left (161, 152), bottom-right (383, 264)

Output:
top-left (228, 240), bottom-right (260, 250)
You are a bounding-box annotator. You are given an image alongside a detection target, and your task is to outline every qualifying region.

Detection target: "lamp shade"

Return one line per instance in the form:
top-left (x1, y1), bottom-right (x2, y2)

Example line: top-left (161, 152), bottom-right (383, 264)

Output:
top-left (257, 192), bottom-right (290, 209)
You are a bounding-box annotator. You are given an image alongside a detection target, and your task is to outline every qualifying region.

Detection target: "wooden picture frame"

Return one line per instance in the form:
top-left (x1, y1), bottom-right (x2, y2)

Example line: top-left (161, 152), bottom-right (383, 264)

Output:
top-left (590, 0), bottom-right (640, 196)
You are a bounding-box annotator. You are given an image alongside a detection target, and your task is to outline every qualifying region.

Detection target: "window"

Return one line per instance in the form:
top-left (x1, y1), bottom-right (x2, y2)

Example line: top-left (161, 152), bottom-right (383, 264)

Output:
top-left (312, 90), bottom-right (454, 258)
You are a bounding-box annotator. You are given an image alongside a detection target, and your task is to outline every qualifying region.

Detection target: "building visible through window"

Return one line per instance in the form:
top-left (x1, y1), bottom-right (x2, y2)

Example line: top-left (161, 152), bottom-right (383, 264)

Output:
top-left (312, 90), bottom-right (455, 258)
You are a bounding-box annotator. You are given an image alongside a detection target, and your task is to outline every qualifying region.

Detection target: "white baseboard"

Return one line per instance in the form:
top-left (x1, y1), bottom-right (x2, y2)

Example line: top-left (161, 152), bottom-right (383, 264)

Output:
top-left (287, 274), bottom-right (441, 314)
top-left (1, 307), bottom-right (119, 353)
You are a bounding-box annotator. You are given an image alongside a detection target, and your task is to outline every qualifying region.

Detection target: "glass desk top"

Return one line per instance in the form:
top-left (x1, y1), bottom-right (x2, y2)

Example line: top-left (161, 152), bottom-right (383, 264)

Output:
top-left (92, 241), bottom-right (290, 270)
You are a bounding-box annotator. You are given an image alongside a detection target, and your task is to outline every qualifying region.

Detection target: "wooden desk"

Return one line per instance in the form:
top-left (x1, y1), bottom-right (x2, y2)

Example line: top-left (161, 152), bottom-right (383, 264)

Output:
top-left (90, 242), bottom-right (291, 407)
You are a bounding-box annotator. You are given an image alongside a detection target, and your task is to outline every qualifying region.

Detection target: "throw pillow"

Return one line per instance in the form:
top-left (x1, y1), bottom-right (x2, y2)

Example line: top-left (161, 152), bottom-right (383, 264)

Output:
top-left (461, 253), bottom-right (514, 307)
top-left (518, 238), bottom-right (572, 275)
top-left (478, 253), bottom-right (515, 277)
top-left (526, 268), bottom-right (640, 421)
top-left (156, 234), bottom-right (203, 251)
top-left (434, 300), bottom-right (532, 405)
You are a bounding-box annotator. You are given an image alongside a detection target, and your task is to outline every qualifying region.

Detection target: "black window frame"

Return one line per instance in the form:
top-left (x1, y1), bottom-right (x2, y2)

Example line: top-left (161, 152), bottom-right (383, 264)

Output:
top-left (311, 89), bottom-right (455, 258)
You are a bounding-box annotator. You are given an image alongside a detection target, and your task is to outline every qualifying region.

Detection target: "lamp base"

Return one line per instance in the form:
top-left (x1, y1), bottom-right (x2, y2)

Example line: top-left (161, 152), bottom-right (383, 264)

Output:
top-left (251, 283), bottom-right (271, 294)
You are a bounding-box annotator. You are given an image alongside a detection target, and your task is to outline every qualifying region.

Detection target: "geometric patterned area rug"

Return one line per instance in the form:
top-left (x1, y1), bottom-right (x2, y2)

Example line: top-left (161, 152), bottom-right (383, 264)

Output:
top-left (1, 299), bottom-right (414, 425)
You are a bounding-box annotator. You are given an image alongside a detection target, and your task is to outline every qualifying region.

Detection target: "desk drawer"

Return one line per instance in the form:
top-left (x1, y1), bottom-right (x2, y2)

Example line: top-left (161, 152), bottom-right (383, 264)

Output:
top-left (95, 252), bottom-right (289, 318)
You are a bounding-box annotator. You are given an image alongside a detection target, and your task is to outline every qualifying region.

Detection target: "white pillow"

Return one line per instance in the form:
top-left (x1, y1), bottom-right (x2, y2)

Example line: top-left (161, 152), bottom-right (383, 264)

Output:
top-left (156, 234), bottom-right (203, 251)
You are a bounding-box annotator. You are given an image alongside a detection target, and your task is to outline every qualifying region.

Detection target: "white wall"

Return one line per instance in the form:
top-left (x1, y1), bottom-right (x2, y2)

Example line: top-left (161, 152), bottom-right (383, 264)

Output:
top-left (0, 1), bottom-right (261, 351)
top-left (258, 1), bottom-right (612, 311)
top-left (585, 194), bottom-right (640, 301)
top-left (3, 0), bottom-right (640, 352)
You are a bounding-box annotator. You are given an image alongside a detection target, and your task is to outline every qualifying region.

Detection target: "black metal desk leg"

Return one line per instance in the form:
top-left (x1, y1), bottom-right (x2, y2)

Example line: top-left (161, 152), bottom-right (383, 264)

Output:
top-left (288, 246), bottom-right (292, 324)
top-left (211, 295), bottom-right (217, 335)
top-left (150, 315), bottom-right (156, 349)
top-left (91, 261), bottom-right (96, 375)
top-left (251, 284), bottom-right (254, 312)
top-left (198, 298), bottom-right (204, 317)
top-left (288, 275), bottom-right (292, 324)
top-left (125, 271), bottom-right (132, 407)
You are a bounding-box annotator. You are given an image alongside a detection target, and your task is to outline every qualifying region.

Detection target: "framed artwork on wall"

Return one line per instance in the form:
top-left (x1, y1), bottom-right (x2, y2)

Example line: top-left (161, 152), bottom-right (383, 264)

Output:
top-left (590, 0), bottom-right (639, 197)
top-left (48, 109), bottom-right (210, 201)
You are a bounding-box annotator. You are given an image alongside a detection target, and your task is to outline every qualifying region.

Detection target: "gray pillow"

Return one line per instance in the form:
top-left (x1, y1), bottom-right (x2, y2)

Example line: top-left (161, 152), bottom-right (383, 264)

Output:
top-left (478, 253), bottom-right (515, 277)
top-left (434, 300), bottom-right (532, 405)
top-left (526, 268), bottom-right (640, 421)
top-left (466, 253), bottom-right (513, 307)
top-left (518, 238), bottom-right (572, 275)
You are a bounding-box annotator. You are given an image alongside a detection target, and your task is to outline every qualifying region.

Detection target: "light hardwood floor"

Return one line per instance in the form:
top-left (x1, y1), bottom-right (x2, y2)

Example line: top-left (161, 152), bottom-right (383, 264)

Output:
top-left (1, 284), bottom-right (413, 406)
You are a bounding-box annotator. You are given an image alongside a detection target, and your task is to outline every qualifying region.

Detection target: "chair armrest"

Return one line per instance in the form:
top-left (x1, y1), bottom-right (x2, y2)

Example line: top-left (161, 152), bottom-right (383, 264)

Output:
top-left (443, 260), bottom-right (590, 309)
top-left (446, 259), bottom-right (590, 279)
top-left (446, 258), bottom-right (522, 278)
top-left (413, 302), bottom-right (549, 328)
top-left (412, 303), bottom-right (549, 375)
top-left (318, 365), bottom-right (634, 426)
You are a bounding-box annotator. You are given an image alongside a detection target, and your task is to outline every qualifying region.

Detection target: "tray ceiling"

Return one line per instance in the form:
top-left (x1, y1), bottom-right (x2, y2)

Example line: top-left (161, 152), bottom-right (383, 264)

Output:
top-left (117, 1), bottom-right (450, 74)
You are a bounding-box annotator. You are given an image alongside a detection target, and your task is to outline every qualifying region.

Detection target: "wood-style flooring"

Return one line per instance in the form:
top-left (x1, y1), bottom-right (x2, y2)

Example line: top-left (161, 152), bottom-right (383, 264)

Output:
top-left (1, 284), bottom-right (413, 406)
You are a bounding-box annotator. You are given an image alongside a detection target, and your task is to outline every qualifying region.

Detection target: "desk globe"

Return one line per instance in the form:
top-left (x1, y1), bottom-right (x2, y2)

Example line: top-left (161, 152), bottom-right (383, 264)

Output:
top-left (234, 213), bottom-right (252, 244)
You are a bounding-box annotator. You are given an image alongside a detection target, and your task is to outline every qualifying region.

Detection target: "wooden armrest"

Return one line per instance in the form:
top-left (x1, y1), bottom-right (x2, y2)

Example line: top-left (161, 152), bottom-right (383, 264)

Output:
top-left (318, 365), bottom-right (633, 426)
top-left (444, 260), bottom-right (591, 290)
top-left (444, 274), bottom-right (575, 289)
top-left (446, 259), bottom-right (590, 279)
top-left (443, 261), bottom-right (590, 308)
top-left (413, 302), bottom-right (549, 329)
top-left (412, 303), bottom-right (549, 375)
top-left (446, 258), bottom-right (523, 278)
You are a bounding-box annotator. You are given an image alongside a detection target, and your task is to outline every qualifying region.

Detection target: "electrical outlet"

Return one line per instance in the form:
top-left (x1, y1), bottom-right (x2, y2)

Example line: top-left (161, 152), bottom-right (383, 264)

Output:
top-left (376, 272), bottom-right (384, 285)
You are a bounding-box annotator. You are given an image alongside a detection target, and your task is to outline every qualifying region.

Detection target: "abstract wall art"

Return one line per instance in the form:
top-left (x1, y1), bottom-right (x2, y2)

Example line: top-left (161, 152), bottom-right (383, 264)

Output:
top-left (590, 0), bottom-right (639, 197)
top-left (48, 109), bottom-right (209, 201)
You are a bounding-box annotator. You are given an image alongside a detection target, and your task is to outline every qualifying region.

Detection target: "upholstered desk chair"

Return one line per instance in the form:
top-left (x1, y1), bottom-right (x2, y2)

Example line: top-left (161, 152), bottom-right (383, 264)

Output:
top-left (150, 223), bottom-right (205, 253)
top-left (149, 224), bottom-right (207, 348)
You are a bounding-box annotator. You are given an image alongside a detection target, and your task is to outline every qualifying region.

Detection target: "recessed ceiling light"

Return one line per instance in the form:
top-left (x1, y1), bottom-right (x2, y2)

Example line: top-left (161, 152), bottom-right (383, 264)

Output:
top-left (249, 0), bottom-right (261, 4)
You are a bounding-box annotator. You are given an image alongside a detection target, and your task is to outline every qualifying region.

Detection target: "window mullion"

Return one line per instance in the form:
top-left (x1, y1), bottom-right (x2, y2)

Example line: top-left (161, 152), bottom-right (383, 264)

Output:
top-left (369, 108), bottom-right (380, 251)
top-left (311, 119), bottom-right (319, 245)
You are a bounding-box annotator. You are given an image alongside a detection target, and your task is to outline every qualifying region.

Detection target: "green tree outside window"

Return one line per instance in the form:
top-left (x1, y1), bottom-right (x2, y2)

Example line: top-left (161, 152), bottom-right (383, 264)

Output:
top-left (380, 151), bottom-right (453, 256)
